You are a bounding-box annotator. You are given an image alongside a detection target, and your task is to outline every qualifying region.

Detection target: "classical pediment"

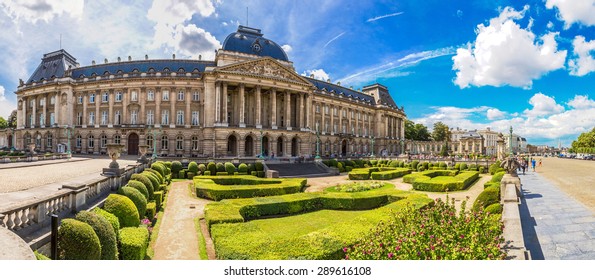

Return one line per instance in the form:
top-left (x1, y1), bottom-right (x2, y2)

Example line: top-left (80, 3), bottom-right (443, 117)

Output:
top-left (216, 58), bottom-right (313, 86)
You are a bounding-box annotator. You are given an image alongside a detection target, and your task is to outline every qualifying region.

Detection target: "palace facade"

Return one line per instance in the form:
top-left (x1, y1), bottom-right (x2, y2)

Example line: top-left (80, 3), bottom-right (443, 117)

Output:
top-left (13, 26), bottom-right (406, 158)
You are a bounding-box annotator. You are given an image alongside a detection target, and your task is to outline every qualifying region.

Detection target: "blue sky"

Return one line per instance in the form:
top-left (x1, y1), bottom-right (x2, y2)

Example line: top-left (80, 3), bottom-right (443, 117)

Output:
top-left (0, 0), bottom-right (593, 147)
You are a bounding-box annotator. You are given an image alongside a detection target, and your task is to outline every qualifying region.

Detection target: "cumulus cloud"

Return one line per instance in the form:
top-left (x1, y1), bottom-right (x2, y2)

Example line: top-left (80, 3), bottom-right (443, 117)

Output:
top-left (452, 5), bottom-right (567, 89)
top-left (173, 24), bottom-right (221, 58)
top-left (147, 0), bottom-right (216, 26)
top-left (302, 69), bottom-right (330, 81)
top-left (545, 0), bottom-right (595, 28)
top-left (0, 0), bottom-right (83, 23)
top-left (568, 36), bottom-right (595, 76)
top-left (523, 93), bottom-right (565, 117)
top-left (281, 44), bottom-right (292, 54)
top-left (567, 95), bottom-right (595, 109)
top-left (0, 85), bottom-right (16, 119)
top-left (487, 108), bottom-right (506, 120)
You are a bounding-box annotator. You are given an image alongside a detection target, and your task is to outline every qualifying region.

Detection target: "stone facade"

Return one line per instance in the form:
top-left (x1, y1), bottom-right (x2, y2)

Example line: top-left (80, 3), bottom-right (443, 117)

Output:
top-left (13, 26), bottom-right (406, 158)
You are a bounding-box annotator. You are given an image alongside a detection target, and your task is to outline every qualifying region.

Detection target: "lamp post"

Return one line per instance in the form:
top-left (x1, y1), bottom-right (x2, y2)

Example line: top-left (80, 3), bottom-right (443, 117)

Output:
top-left (147, 126), bottom-right (162, 160)
top-left (371, 134), bottom-right (375, 157)
top-left (259, 129), bottom-right (264, 159)
top-left (509, 126), bottom-right (513, 156)
top-left (315, 128), bottom-right (321, 160)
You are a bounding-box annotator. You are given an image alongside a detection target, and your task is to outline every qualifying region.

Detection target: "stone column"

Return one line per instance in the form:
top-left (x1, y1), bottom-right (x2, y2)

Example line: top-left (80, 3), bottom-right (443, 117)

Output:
top-left (95, 91), bottom-right (100, 127)
top-left (321, 102), bottom-right (326, 134)
top-left (31, 97), bottom-right (37, 127)
top-left (54, 93), bottom-right (60, 125)
top-left (123, 89), bottom-right (129, 124)
top-left (299, 93), bottom-right (305, 130)
top-left (338, 106), bottom-right (343, 133)
top-left (222, 83), bottom-right (228, 125)
top-left (305, 93), bottom-right (311, 130)
top-left (285, 91), bottom-right (291, 130)
top-left (185, 88), bottom-right (191, 127)
top-left (108, 90), bottom-right (114, 126)
top-left (271, 89), bottom-right (277, 129)
top-left (330, 105), bottom-right (335, 135)
top-left (215, 82), bottom-right (220, 124)
top-left (239, 83), bottom-right (246, 127)
top-left (155, 88), bottom-right (161, 126)
top-left (139, 88), bottom-right (145, 124)
top-left (82, 94), bottom-right (87, 126)
top-left (255, 85), bottom-right (262, 128)
top-left (41, 95), bottom-right (47, 128)
top-left (170, 88), bottom-right (175, 127)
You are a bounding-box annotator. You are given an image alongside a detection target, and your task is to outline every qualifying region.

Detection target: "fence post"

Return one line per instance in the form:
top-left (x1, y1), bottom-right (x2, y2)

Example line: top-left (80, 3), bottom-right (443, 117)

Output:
top-left (51, 214), bottom-right (59, 260)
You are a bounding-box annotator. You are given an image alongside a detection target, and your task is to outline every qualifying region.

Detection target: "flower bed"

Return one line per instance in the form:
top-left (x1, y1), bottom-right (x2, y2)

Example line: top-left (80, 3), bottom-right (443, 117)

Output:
top-left (326, 181), bottom-right (388, 193)
top-left (194, 175), bottom-right (307, 201)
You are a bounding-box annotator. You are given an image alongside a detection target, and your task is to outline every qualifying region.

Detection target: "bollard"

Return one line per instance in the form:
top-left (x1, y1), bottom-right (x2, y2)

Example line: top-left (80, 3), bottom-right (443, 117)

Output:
top-left (51, 214), bottom-right (58, 260)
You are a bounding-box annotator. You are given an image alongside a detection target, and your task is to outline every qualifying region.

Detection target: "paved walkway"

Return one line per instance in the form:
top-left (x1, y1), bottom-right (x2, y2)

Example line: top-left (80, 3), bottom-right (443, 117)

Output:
top-left (519, 171), bottom-right (595, 260)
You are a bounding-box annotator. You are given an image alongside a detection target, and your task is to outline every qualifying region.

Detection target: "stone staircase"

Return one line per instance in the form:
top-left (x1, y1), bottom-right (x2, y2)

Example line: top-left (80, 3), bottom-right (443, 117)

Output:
top-left (265, 162), bottom-right (337, 178)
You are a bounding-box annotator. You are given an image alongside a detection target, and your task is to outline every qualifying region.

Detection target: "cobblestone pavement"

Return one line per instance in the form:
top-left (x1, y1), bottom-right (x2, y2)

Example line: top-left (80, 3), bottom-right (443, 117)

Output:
top-left (519, 171), bottom-right (595, 260)
top-left (0, 156), bottom-right (137, 193)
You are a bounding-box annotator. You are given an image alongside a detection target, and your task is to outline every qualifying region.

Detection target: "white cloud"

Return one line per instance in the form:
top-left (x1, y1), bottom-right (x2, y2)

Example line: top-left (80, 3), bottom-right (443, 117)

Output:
top-left (523, 93), bottom-right (565, 117)
top-left (281, 44), bottom-right (292, 54)
top-left (366, 12), bottom-right (403, 23)
top-left (546, 21), bottom-right (554, 29)
top-left (545, 0), bottom-right (595, 28)
top-left (487, 108), bottom-right (506, 120)
top-left (147, 0), bottom-right (215, 26)
top-left (567, 95), bottom-right (595, 109)
top-left (302, 69), bottom-right (330, 81)
top-left (0, 85), bottom-right (16, 118)
top-left (0, 0), bottom-right (83, 24)
top-left (569, 36), bottom-right (595, 76)
top-left (172, 24), bottom-right (221, 59)
top-left (457, 10), bottom-right (463, 18)
top-left (452, 5), bottom-right (567, 89)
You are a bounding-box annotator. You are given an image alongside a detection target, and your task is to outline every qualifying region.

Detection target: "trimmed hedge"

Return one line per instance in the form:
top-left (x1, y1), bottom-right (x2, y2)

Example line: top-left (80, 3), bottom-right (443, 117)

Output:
top-left (58, 219), bottom-right (101, 260)
top-left (75, 211), bottom-right (118, 260)
top-left (207, 162), bottom-right (217, 174)
top-left (153, 191), bottom-right (164, 211)
top-left (144, 168), bottom-right (164, 184)
top-left (485, 203), bottom-right (503, 214)
top-left (103, 194), bottom-right (140, 228)
top-left (150, 162), bottom-right (166, 177)
top-left (370, 168), bottom-right (411, 180)
top-left (238, 163), bottom-right (248, 173)
top-left (198, 164), bottom-right (207, 173)
top-left (118, 186), bottom-right (148, 219)
top-left (188, 161), bottom-right (199, 173)
top-left (92, 207), bottom-right (120, 241)
top-left (131, 174), bottom-right (154, 199)
top-left (403, 170), bottom-right (477, 192)
top-left (216, 163), bottom-right (225, 173)
top-left (119, 227), bottom-right (150, 260)
top-left (171, 161), bottom-right (183, 176)
top-left (484, 171), bottom-right (506, 189)
top-left (225, 162), bottom-right (236, 175)
top-left (473, 186), bottom-right (500, 211)
top-left (255, 162), bottom-right (264, 171)
top-left (195, 176), bottom-right (307, 201)
top-left (146, 201), bottom-right (157, 219)
top-left (142, 171), bottom-right (161, 192)
top-left (126, 180), bottom-right (149, 200)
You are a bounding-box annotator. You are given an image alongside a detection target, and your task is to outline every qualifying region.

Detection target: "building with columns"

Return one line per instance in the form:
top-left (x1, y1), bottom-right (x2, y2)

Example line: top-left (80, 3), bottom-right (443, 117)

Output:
top-left (13, 26), bottom-right (406, 158)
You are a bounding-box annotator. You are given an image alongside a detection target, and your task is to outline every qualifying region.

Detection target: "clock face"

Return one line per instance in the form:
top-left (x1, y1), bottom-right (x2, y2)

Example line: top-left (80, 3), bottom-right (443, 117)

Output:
top-left (252, 43), bottom-right (262, 53)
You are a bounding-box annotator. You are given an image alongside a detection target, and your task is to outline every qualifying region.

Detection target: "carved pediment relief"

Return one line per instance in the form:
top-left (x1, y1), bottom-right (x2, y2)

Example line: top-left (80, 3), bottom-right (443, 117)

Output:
top-left (217, 58), bottom-right (312, 86)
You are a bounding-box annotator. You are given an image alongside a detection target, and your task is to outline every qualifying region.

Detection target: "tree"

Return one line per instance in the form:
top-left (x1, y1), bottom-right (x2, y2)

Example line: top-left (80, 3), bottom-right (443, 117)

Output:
top-left (415, 123), bottom-right (431, 141)
top-left (0, 117), bottom-right (7, 129)
top-left (432, 122), bottom-right (451, 142)
top-left (571, 127), bottom-right (595, 152)
top-left (7, 110), bottom-right (17, 128)
top-left (405, 120), bottom-right (416, 140)
top-left (405, 120), bottom-right (431, 141)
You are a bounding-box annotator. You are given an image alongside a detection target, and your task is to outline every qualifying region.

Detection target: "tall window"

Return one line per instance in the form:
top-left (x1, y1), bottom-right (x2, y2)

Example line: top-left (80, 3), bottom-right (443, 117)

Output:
top-left (101, 111), bottom-right (108, 125)
top-left (131, 110), bottom-right (138, 125)
top-left (147, 90), bottom-right (155, 101)
top-left (316, 105), bottom-right (320, 113)
top-left (40, 98), bottom-right (45, 107)
top-left (176, 110), bottom-right (184, 125)
top-left (191, 111), bottom-right (199, 126)
top-left (146, 135), bottom-right (153, 149)
top-left (131, 91), bottom-right (138, 101)
top-left (29, 115), bottom-right (33, 127)
top-left (77, 96), bottom-right (83, 104)
top-left (162, 110), bottom-right (169, 125)
top-left (114, 135), bottom-right (121, 144)
top-left (192, 136), bottom-right (199, 150)
top-left (50, 113), bottom-right (55, 125)
top-left (147, 110), bottom-right (154, 125)
top-left (192, 91), bottom-right (199, 101)
top-left (333, 124), bottom-right (338, 133)
top-left (343, 109), bottom-right (346, 117)
top-left (101, 135), bottom-right (107, 148)
top-left (177, 90), bottom-right (184, 101)
top-left (115, 91), bottom-right (123, 102)
top-left (161, 135), bottom-right (168, 150)
top-left (89, 112), bottom-right (95, 125)
top-left (39, 113), bottom-right (44, 126)
top-left (162, 90), bottom-right (169, 101)
top-left (88, 135), bottom-right (95, 148)
top-left (50, 96), bottom-right (55, 105)
top-left (76, 112), bottom-right (83, 125)
top-left (176, 136), bottom-right (183, 150)
top-left (76, 135), bottom-right (82, 148)
top-left (89, 93), bottom-right (95, 103)
top-left (333, 107), bottom-right (337, 116)
top-left (115, 111), bottom-right (121, 125)
top-left (102, 92), bottom-right (109, 102)
top-left (47, 133), bottom-right (53, 148)
top-left (325, 106), bottom-right (329, 114)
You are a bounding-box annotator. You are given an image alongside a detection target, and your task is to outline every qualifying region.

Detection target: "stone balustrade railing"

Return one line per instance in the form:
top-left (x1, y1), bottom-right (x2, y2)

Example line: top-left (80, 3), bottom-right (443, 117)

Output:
top-left (0, 161), bottom-right (152, 249)
top-left (1, 153), bottom-right (71, 163)
top-left (500, 174), bottom-right (531, 260)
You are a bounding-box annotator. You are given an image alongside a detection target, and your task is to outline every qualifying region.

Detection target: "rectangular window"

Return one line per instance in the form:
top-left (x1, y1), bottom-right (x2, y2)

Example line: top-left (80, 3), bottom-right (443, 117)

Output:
top-left (50, 113), bottom-right (55, 125)
top-left (101, 111), bottom-right (108, 125)
top-left (40, 98), bottom-right (45, 106)
top-left (76, 136), bottom-right (82, 148)
top-left (102, 92), bottom-right (109, 102)
top-left (176, 110), bottom-right (184, 125)
top-left (115, 91), bottom-right (123, 102)
top-left (316, 105), bottom-right (320, 113)
top-left (131, 110), bottom-right (138, 125)
top-left (88, 137), bottom-right (94, 148)
top-left (77, 112), bottom-right (82, 125)
top-left (89, 94), bottom-right (95, 103)
top-left (131, 91), bottom-right (138, 101)
top-left (147, 110), bottom-right (154, 125)
top-left (162, 90), bottom-right (170, 101)
top-left (333, 107), bottom-right (337, 116)
top-left (50, 96), bottom-right (55, 105)
top-left (192, 91), bottom-right (199, 101)
top-left (101, 135), bottom-right (107, 148)
top-left (325, 106), bottom-right (329, 114)
top-left (77, 96), bottom-right (83, 104)
top-left (191, 111), bottom-right (199, 126)
top-left (115, 111), bottom-right (121, 125)
top-left (39, 114), bottom-right (44, 126)
top-left (147, 90), bottom-right (154, 101)
top-left (177, 90), bottom-right (184, 101)
top-left (162, 110), bottom-right (169, 125)
top-left (89, 112), bottom-right (95, 125)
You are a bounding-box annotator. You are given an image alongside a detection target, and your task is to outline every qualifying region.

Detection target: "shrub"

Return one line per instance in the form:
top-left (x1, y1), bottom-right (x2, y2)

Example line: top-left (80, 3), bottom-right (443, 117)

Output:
top-left (144, 168), bottom-right (164, 184)
top-left (142, 171), bottom-right (160, 192)
top-left (256, 171), bottom-right (265, 178)
top-left (207, 162), bottom-right (217, 174)
top-left (146, 201), bottom-right (157, 220)
top-left (75, 211), bottom-right (118, 260)
top-left (329, 159), bottom-right (338, 167)
top-left (103, 194), bottom-right (140, 228)
top-left (489, 161), bottom-right (502, 175)
top-left (346, 166), bottom-right (353, 172)
top-left (344, 197), bottom-right (506, 260)
top-left (126, 180), bottom-right (149, 200)
top-left (422, 162), bottom-right (429, 170)
top-left (195, 176), bottom-right (307, 201)
top-left (255, 162), bottom-right (264, 171)
top-left (215, 162), bottom-right (224, 172)
top-left (204, 171), bottom-right (211, 176)
top-left (337, 162), bottom-right (345, 173)
top-left (473, 186), bottom-right (500, 211)
top-left (92, 207), bottom-right (120, 241)
top-left (187, 172), bottom-right (196, 179)
top-left (179, 170), bottom-right (186, 179)
top-left (459, 163), bottom-right (468, 171)
top-left (417, 165), bottom-right (425, 172)
top-left (119, 227), bottom-right (150, 260)
top-left (150, 162), bottom-right (166, 177)
top-left (238, 163), bottom-right (248, 173)
top-left (370, 160), bottom-right (378, 166)
top-left (171, 161), bottom-right (183, 178)
top-left (34, 251), bottom-right (51, 260)
top-left (348, 169), bottom-right (370, 180)
top-left (118, 186), bottom-right (148, 219)
top-left (454, 163), bottom-right (460, 170)
top-left (225, 162), bottom-right (236, 175)
top-left (479, 167), bottom-right (485, 174)
top-left (188, 161), bottom-right (199, 173)
top-left (131, 174), bottom-right (154, 199)
top-left (469, 164), bottom-right (477, 170)
top-left (217, 171), bottom-right (229, 176)
top-left (58, 219), bottom-right (101, 260)
top-left (370, 168), bottom-right (412, 180)
top-left (153, 191), bottom-right (163, 211)
top-left (198, 164), bottom-right (207, 173)
top-left (439, 162), bottom-right (447, 169)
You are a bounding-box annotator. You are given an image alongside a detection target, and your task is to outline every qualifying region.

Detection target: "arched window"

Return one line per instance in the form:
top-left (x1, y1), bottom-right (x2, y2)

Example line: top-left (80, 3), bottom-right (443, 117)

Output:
top-left (76, 135), bottom-right (82, 148)
top-left (101, 135), bottom-right (107, 148)
top-left (176, 136), bottom-right (184, 150)
top-left (161, 135), bottom-right (168, 150)
top-left (192, 136), bottom-right (199, 150)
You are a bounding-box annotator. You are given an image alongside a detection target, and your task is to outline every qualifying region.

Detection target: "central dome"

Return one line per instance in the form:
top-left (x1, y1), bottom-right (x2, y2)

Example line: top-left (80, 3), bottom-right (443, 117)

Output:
top-left (222, 26), bottom-right (289, 61)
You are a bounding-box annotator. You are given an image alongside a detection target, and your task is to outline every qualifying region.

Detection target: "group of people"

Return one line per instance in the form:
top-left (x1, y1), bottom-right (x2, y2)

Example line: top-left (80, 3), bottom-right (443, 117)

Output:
top-left (517, 156), bottom-right (542, 174)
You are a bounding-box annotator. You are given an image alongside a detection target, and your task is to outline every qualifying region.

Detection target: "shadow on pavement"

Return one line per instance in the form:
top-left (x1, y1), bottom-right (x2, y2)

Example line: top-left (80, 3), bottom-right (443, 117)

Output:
top-left (519, 188), bottom-right (545, 260)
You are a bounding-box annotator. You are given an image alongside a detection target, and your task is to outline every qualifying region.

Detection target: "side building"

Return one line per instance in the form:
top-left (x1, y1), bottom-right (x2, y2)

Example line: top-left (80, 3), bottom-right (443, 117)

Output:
top-left (12, 26), bottom-right (406, 158)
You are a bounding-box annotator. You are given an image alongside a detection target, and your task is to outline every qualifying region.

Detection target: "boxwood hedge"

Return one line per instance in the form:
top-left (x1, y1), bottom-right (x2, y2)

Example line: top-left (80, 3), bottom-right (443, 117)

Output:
top-left (119, 227), bottom-right (150, 260)
top-left (131, 174), bottom-right (154, 199)
top-left (118, 186), bottom-right (147, 219)
top-left (103, 194), bottom-right (140, 228)
top-left (58, 219), bottom-right (101, 260)
top-left (75, 211), bottom-right (118, 260)
top-left (92, 207), bottom-right (120, 241)
top-left (195, 175), bottom-right (307, 201)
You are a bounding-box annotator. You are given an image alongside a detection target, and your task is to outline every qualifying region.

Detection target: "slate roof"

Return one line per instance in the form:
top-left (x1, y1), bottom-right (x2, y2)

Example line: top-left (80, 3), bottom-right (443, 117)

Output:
top-left (222, 25), bottom-right (289, 61)
top-left (305, 77), bottom-right (376, 105)
top-left (26, 49), bottom-right (77, 83)
top-left (71, 60), bottom-right (215, 78)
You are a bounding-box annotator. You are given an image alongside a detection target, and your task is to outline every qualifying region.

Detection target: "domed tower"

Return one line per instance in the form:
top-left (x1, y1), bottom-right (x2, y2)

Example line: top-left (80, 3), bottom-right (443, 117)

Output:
top-left (215, 26), bottom-right (293, 68)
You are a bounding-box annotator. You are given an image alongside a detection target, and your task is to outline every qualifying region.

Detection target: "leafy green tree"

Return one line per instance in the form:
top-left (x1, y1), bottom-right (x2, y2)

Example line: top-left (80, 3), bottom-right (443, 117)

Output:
top-left (432, 122), bottom-right (451, 142)
top-left (571, 127), bottom-right (595, 152)
top-left (405, 120), bottom-right (431, 141)
top-left (0, 117), bottom-right (7, 129)
top-left (7, 110), bottom-right (17, 128)
top-left (414, 123), bottom-right (431, 141)
top-left (405, 120), bottom-right (416, 140)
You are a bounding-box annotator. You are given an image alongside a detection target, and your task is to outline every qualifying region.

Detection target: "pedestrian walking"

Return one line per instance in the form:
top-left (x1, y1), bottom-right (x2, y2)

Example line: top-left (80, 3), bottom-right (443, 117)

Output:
top-left (538, 159), bottom-right (542, 167)
top-left (531, 158), bottom-right (536, 171)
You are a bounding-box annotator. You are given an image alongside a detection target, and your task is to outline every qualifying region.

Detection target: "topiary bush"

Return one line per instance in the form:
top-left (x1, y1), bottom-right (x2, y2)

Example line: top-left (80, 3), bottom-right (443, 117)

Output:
top-left (207, 162), bottom-right (217, 174)
top-left (188, 161), bottom-right (199, 174)
top-left (126, 180), bottom-right (149, 200)
top-left (144, 168), bottom-right (164, 184)
top-left (473, 186), bottom-right (500, 211)
top-left (146, 201), bottom-right (157, 220)
top-left (58, 219), bottom-right (101, 260)
top-left (198, 163), bottom-right (207, 174)
top-left (103, 194), bottom-right (140, 228)
top-left (131, 174), bottom-right (154, 199)
top-left (489, 161), bottom-right (502, 175)
top-left (75, 211), bottom-right (118, 260)
top-left (119, 227), bottom-right (150, 260)
top-left (171, 161), bottom-right (183, 178)
top-left (92, 207), bottom-right (120, 241)
top-left (255, 162), bottom-right (264, 171)
top-left (238, 163), bottom-right (248, 174)
top-left (151, 162), bottom-right (166, 177)
top-left (142, 171), bottom-right (161, 192)
top-left (459, 163), bottom-right (468, 171)
top-left (485, 203), bottom-right (502, 214)
top-left (225, 162), bottom-right (236, 175)
top-left (216, 162), bottom-right (225, 173)
top-left (153, 191), bottom-right (164, 211)
top-left (337, 162), bottom-right (345, 173)
top-left (118, 186), bottom-right (148, 219)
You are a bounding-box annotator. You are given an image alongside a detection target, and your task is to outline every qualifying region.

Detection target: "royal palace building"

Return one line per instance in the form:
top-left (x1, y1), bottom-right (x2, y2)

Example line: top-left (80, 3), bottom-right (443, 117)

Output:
top-left (13, 26), bottom-right (406, 158)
